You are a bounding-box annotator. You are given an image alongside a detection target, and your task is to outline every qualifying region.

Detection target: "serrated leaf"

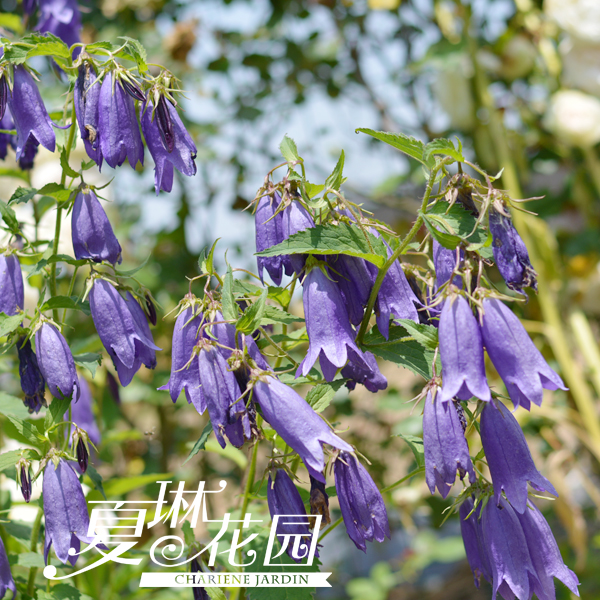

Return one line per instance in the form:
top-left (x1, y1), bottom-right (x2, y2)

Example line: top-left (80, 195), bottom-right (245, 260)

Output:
top-left (85, 463), bottom-right (106, 499)
top-left (205, 587), bottom-right (228, 600)
top-left (8, 186), bottom-right (37, 205)
top-left (423, 138), bottom-right (465, 163)
top-left (395, 433), bottom-right (425, 468)
top-left (5, 414), bottom-right (45, 445)
top-left (41, 295), bottom-right (90, 314)
top-left (279, 135), bottom-right (300, 163)
top-left (396, 319), bottom-right (438, 350)
top-left (0, 312), bottom-right (23, 337)
top-left (232, 280), bottom-right (291, 308)
top-left (221, 265), bottom-right (237, 321)
top-left (118, 37), bottom-right (148, 72)
top-left (45, 396), bottom-right (71, 429)
top-left (199, 239), bottom-right (219, 275)
top-left (27, 254), bottom-right (88, 279)
top-left (356, 128), bottom-right (433, 167)
top-left (3, 44), bottom-right (28, 64)
top-left (73, 353), bottom-right (102, 378)
top-left (0, 392), bottom-right (32, 419)
top-left (422, 202), bottom-right (488, 250)
top-left (236, 288), bottom-right (267, 334)
top-left (183, 421), bottom-right (213, 465)
top-left (11, 551), bottom-right (46, 568)
top-left (0, 199), bottom-right (19, 233)
top-left (38, 182), bottom-right (72, 202)
top-left (256, 222), bottom-right (387, 268)
top-left (260, 305), bottom-right (304, 326)
top-left (304, 182), bottom-right (324, 198)
top-left (85, 41), bottom-right (119, 53)
top-left (0, 449), bottom-right (38, 473)
top-left (38, 583), bottom-right (94, 600)
top-left (60, 147), bottom-right (79, 179)
top-left (306, 380), bottom-right (347, 413)
top-left (324, 150), bottom-right (344, 191)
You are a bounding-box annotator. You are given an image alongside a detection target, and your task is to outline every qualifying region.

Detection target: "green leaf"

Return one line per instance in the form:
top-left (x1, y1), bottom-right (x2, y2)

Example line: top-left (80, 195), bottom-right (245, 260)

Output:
top-left (304, 182), bottom-right (324, 199)
top-left (183, 421), bottom-right (213, 465)
top-left (260, 305), bottom-right (304, 326)
top-left (199, 239), bottom-right (219, 275)
top-left (324, 150), bottom-right (344, 191)
top-left (73, 353), bottom-right (102, 378)
top-left (0, 167), bottom-right (29, 182)
top-left (38, 182), bottom-right (72, 203)
top-left (85, 41), bottom-right (120, 54)
top-left (113, 254), bottom-right (150, 277)
top-left (236, 288), bottom-right (267, 334)
top-left (8, 186), bottom-right (37, 205)
top-left (395, 433), bottom-right (425, 468)
top-left (85, 463), bottom-right (106, 499)
top-left (181, 520), bottom-right (196, 547)
top-left (232, 280), bottom-right (291, 308)
top-left (0, 312), bottom-right (23, 337)
top-left (423, 138), bottom-right (465, 163)
top-left (5, 415), bottom-right (45, 445)
top-left (256, 222), bottom-right (388, 268)
top-left (422, 202), bottom-right (487, 250)
top-left (0, 13), bottom-right (24, 34)
top-left (279, 135), bottom-right (300, 163)
top-left (27, 253), bottom-right (88, 279)
top-left (221, 265), bottom-right (237, 321)
top-left (0, 199), bottom-right (20, 233)
top-left (11, 551), bottom-right (46, 568)
top-left (0, 449), bottom-right (38, 473)
top-left (396, 319), bottom-right (438, 350)
top-left (362, 325), bottom-right (439, 380)
top-left (60, 147), bottom-right (80, 179)
top-left (41, 295), bottom-right (90, 314)
top-left (356, 128), bottom-right (433, 167)
top-left (38, 583), bottom-right (94, 600)
top-left (306, 380), bottom-right (347, 413)
top-left (45, 396), bottom-right (71, 429)
top-left (3, 44), bottom-right (28, 64)
top-left (204, 440), bottom-right (248, 469)
top-left (0, 392), bottom-right (32, 420)
top-left (118, 37), bottom-right (148, 72)
top-left (206, 587), bottom-right (228, 600)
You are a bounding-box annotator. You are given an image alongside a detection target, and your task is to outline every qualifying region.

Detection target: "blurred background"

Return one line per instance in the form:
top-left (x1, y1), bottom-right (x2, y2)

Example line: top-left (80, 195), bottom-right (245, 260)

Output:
top-left (1, 0), bottom-right (600, 598)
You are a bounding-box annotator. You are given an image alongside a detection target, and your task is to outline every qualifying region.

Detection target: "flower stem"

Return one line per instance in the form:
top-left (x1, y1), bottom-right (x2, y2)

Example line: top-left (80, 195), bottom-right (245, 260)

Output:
top-left (240, 439), bottom-right (259, 523)
top-left (27, 506), bottom-right (44, 596)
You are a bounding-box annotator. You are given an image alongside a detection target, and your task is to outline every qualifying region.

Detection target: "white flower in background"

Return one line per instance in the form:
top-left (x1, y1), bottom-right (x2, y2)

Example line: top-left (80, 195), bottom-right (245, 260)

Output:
top-left (545, 90), bottom-right (600, 147)
top-left (561, 38), bottom-right (600, 98)
top-left (545, 0), bottom-right (600, 43)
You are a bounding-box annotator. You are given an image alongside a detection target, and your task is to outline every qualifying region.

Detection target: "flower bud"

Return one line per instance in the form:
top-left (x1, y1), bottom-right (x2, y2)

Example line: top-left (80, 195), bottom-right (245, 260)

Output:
top-left (17, 337), bottom-right (47, 414)
top-left (0, 253), bottom-right (24, 316)
top-left (17, 459), bottom-right (32, 503)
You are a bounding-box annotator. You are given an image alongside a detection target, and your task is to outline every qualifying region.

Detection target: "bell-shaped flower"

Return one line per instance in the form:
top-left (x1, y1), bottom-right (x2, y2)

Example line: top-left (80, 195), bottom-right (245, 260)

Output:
top-left (98, 72), bottom-right (144, 170)
top-left (0, 253), bottom-right (24, 315)
top-left (480, 401), bottom-right (557, 514)
top-left (375, 244), bottom-right (419, 339)
top-left (74, 61), bottom-right (102, 165)
top-left (17, 137), bottom-right (39, 170)
top-left (480, 298), bottom-right (566, 410)
top-left (438, 295), bottom-right (491, 403)
top-left (0, 534), bottom-right (15, 599)
top-left (255, 192), bottom-right (287, 285)
top-left (72, 188), bottom-right (122, 265)
top-left (267, 469), bottom-right (316, 562)
top-left (36, 0), bottom-right (82, 48)
top-left (17, 337), bottom-right (46, 414)
top-left (423, 388), bottom-right (475, 498)
top-left (489, 207), bottom-right (537, 293)
top-left (140, 99), bottom-right (197, 194)
top-left (515, 501), bottom-right (580, 599)
top-left (89, 279), bottom-right (160, 386)
top-left (341, 350), bottom-right (387, 393)
top-left (297, 265), bottom-right (370, 381)
top-left (433, 240), bottom-right (463, 289)
top-left (35, 323), bottom-right (79, 400)
top-left (281, 200), bottom-right (315, 275)
top-left (252, 375), bottom-right (353, 481)
top-left (0, 112), bottom-right (13, 160)
top-left (43, 458), bottom-right (100, 565)
top-left (159, 306), bottom-right (205, 413)
top-left (69, 376), bottom-right (101, 447)
top-left (309, 475), bottom-right (330, 525)
top-left (459, 498), bottom-right (492, 590)
top-left (7, 65), bottom-right (55, 160)
top-left (334, 451), bottom-right (390, 552)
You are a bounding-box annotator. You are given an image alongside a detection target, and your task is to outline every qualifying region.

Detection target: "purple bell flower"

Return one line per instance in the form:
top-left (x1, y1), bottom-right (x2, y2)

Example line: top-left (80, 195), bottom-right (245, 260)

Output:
top-left (23, 0), bottom-right (38, 14)
top-left (481, 298), bottom-right (566, 410)
top-left (74, 62), bottom-right (102, 165)
top-left (281, 200), bottom-right (315, 275)
top-left (89, 279), bottom-right (160, 386)
top-left (459, 498), bottom-right (492, 590)
top-left (140, 100), bottom-right (197, 194)
top-left (433, 240), bottom-right (463, 289)
top-left (0, 253), bottom-right (24, 315)
top-left (267, 469), bottom-right (316, 562)
top-left (0, 112), bottom-right (13, 160)
top-left (43, 459), bottom-right (99, 565)
top-left (334, 451), bottom-right (390, 552)
top-left (252, 375), bottom-right (353, 481)
top-left (17, 337), bottom-right (46, 414)
top-left (297, 266), bottom-right (370, 381)
top-left (489, 207), bottom-right (537, 293)
top-left (255, 192), bottom-right (287, 285)
top-left (98, 72), bottom-right (144, 170)
top-left (69, 376), bottom-right (101, 447)
top-left (438, 295), bottom-right (491, 403)
top-left (423, 389), bottom-right (475, 498)
top-left (7, 66), bottom-right (55, 160)
top-left (35, 323), bottom-right (79, 400)
top-left (309, 475), bottom-right (330, 525)
top-left (36, 0), bottom-right (82, 48)
top-left (159, 306), bottom-right (205, 413)
top-left (0, 535), bottom-right (15, 599)
top-left (480, 401), bottom-right (557, 513)
top-left (17, 137), bottom-right (39, 170)
top-left (341, 350), bottom-right (387, 393)
top-left (515, 501), bottom-right (580, 599)
top-left (72, 188), bottom-right (122, 265)
top-left (375, 244), bottom-right (419, 339)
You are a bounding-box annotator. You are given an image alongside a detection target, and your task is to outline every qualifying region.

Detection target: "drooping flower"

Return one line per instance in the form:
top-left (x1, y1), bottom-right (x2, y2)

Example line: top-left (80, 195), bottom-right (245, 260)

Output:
top-left (480, 401), bottom-right (557, 513)
top-left (35, 323), bottom-right (80, 400)
top-left (267, 469), bottom-right (316, 562)
top-left (89, 279), bottom-right (160, 386)
top-left (43, 458), bottom-right (101, 565)
top-left (281, 200), bottom-right (315, 276)
top-left (489, 207), bottom-right (537, 293)
top-left (341, 350), bottom-right (387, 393)
top-left (459, 497), bottom-right (492, 590)
top-left (0, 534), bottom-right (15, 599)
top-left (297, 265), bottom-right (370, 381)
top-left (7, 65), bottom-right (55, 160)
top-left (74, 61), bottom-right (102, 165)
top-left (480, 298), bottom-right (566, 410)
top-left (72, 188), bottom-right (122, 265)
top-left (0, 112), bottom-right (13, 160)
top-left (36, 0), bottom-right (82, 48)
top-left (515, 501), bottom-right (580, 599)
top-left (17, 137), bottom-right (39, 170)
top-left (23, 0), bottom-right (38, 14)
top-left (438, 295), bottom-right (491, 403)
top-left (252, 375), bottom-right (353, 481)
top-left (375, 245), bottom-right (419, 339)
top-left (0, 253), bottom-right (24, 315)
top-left (17, 337), bottom-right (46, 413)
top-left (433, 240), bottom-right (462, 289)
top-left (334, 451), bottom-right (390, 552)
top-left (255, 192), bottom-right (287, 285)
top-left (69, 376), bottom-right (101, 447)
top-left (423, 388), bottom-right (475, 498)
top-left (159, 306), bottom-right (205, 413)
top-left (309, 475), bottom-right (330, 525)
top-left (98, 72), bottom-right (144, 170)
top-left (140, 99), bottom-right (197, 194)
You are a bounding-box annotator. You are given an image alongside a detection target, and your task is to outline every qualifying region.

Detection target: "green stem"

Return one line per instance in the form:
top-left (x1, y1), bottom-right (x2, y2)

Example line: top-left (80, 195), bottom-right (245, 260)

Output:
top-left (27, 507), bottom-right (44, 596)
top-left (239, 440), bottom-right (259, 523)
